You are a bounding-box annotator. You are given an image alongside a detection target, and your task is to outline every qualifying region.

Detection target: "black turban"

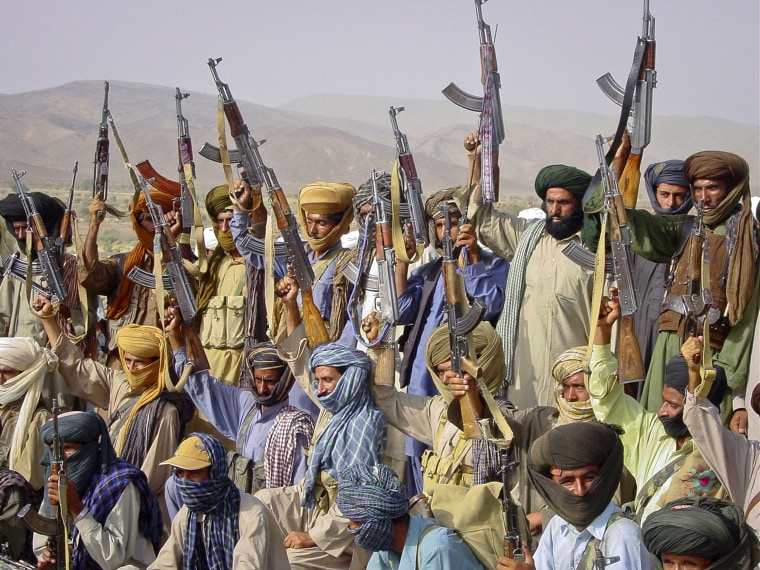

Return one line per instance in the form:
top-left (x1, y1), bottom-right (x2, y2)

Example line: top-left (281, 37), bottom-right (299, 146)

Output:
top-left (0, 192), bottom-right (64, 236)
top-left (642, 496), bottom-right (745, 561)
top-left (244, 343), bottom-right (293, 407)
top-left (528, 422), bottom-right (623, 528)
top-left (534, 165), bottom-right (592, 201)
top-left (664, 354), bottom-right (726, 408)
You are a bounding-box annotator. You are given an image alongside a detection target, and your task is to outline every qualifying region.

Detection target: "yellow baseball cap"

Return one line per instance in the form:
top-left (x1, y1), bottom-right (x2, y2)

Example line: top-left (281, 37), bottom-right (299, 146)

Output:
top-left (160, 436), bottom-right (211, 470)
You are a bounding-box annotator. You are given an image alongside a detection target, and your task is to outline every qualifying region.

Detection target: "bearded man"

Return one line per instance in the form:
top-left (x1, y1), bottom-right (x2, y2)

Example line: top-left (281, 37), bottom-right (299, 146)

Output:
top-left (587, 293), bottom-right (728, 524)
top-left (35, 296), bottom-right (193, 532)
top-left (151, 433), bottom-right (290, 569)
top-left (231, 179), bottom-right (356, 343)
top-left (195, 185), bottom-right (247, 386)
top-left (80, 189), bottom-right (181, 369)
top-left (37, 411), bottom-right (162, 569)
top-left (627, 151), bottom-right (759, 430)
top-left (0, 338), bottom-right (56, 492)
top-left (458, 133), bottom-right (599, 409)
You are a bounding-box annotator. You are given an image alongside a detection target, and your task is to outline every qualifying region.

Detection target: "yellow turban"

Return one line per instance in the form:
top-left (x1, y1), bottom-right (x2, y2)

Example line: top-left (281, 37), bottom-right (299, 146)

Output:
top-left (296, 182), bottom-right (355, 250)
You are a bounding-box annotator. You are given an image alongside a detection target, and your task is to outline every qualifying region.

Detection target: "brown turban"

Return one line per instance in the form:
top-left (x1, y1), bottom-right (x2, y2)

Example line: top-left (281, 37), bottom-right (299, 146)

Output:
top-left (684, 151), bottom-right (756, 325)
top-left (296, 182), bottom-right (355, 250)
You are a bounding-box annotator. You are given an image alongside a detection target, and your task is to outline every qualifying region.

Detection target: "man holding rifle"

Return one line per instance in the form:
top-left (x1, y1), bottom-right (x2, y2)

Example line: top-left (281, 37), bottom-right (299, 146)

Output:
top-left (231, 176), bottom-right (356, 344)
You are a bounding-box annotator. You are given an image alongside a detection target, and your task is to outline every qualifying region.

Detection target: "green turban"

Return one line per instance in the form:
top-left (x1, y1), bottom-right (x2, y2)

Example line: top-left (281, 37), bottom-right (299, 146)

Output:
top-left (534, 165), bottom-right (592, 201)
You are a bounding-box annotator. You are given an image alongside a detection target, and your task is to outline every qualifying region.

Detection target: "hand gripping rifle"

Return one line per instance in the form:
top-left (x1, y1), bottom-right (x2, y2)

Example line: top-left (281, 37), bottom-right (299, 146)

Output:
top-left (440, 202), bottom-right (486, 438)
top-left (19, 398), bottom-right (69, 569)
top-left (371, 169), bottom-right (399, 326)
top-left (92, 81), bottom-right (110, 216)
top-left (596, 135), bottom-right (645, 383)
top-left (499, 448), bottom-right (524, 562)
top-left (443, 0), bottom-right (504, 202)
top-left (207, 56), bottom-right (329, 347)
top-left (135, 88), bottom-right (198, 261)
top-left (389, 106), bottom-right (429, 248)
top-left (10, 169), bottom-right (67, 304)
top-left (594, 0), bottom-right (656, 208)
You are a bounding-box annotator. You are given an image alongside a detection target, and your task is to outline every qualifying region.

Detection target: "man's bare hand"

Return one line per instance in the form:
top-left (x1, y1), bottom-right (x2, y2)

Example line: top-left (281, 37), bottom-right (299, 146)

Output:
top-left (284, 531), bottom-right (316, 549)
top-left (598, 290), bottom-right (621, 328)
top-left (31, 295), bottom-right (55, 318)
top-left (47, 473), bottom-right (83, 518)
top-left (457, 223), bottom-right (481, 264)
top-left (231, 178), bottom-right (253, 211)
top-left (275, 271), bottom-right (299, 304)
top-left (88, 192), bottom-right (107, 225)
top-left (496, 541), bottom-right (535, 570)
top-left (464, 131), bottom-right (481, 157)
top-left (680, 336), bottom-right (703, 373)
top-left (362, 311), bottom-right (381, 344)
top-left (730, 409), bottom-right (748, 436)
top-left (37, 548), bottom-right (56, 569)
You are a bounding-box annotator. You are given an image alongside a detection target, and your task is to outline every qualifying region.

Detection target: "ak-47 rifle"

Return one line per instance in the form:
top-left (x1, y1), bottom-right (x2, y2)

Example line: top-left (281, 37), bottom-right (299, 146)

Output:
top-left (443, 0), bottom-right (504, 202)
top-left (596, 135), bottom-right (644, 383)
top-left (19, 398), bottom-right (69, 570)
top-left (370, 169), bottom-right (399, 326)
top-left (679, 201), bottom-right (716, 340)
top-left (499, 449), bottom-right (525, 562)
top-left (135, 88), bottom-right (197, 261)
top-left (57, 161), bottom-right (78, 256)
top-left (10, 169), bottom-right (67, 304)
top-left (440, 202), bottom-right (486, 437)
top-left (388, 106), bottom-right (428, 248)
top-left (595, 0), bottom-right (656, 208)
top-left (207, 56), bottom-right (329, 347)
top-left (93, 81), bottom-right (110, 216)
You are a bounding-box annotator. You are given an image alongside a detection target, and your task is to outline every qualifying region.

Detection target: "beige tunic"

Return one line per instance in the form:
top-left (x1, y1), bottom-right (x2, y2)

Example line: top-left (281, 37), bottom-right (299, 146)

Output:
top-left (467, 200), bottom-right (594, 409)
top-left (150, 493), bottom-right (291, 569)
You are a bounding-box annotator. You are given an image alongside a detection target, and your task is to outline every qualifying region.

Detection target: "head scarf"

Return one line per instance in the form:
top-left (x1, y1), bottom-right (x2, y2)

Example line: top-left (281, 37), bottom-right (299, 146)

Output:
top-left (528, 422), bottom-right (623, 528)
top-left (425, 321), bottom-right (506, 403)
top-left (303, 344), bottom-right (386, 508)
top-left (174, 433), bottom-right (241, 570)
top-left (551, 346), bottom-right (595, 425)
top-left (643, 160), bottom-right (692, 215)
top-left (424, 188), bottom-right (462, 247)
top-left (106, 189), bottom-right (175, 321)
top-left (114, 325), bottom-right (169, 456)
top-left (683, 151), bottom-right (757, 325)
top-left (353, 172), bottom-right (391, 234)
top-left (336, 464), bottom-right (408, 553)
top-left (244, 343), bottom-right (293, 407)
top-left (642, 497), bottom-right (749, 565)
top-left (534, 165), bottom-right (592, 202)
top-left (0, 338), bottom-right (57, 472)
top-left (40, 411), bottom-right (116, 498)
top-left (296, 182), bottom-right (355, 251)
top-left (205, 184), bottom-right (236, 253)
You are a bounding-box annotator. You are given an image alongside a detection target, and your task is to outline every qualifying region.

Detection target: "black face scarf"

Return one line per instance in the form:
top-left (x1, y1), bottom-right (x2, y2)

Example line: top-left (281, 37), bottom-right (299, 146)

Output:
top-left (528, 422), bottom-right (623, 529)
top-left (659, 412), bottom-right (691, 440)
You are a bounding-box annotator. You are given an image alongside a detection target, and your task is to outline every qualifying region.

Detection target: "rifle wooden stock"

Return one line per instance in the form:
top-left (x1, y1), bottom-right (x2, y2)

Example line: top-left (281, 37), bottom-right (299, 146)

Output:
top-left (458, 354), bottom-right (484, 438)
top-left (618, 152), bottom-right (642, 208)
top-left (184, 322), bottom-right (210, 373)
top-left (300, 289), bottom-right (329, 347)
top-left (617, 314), bottom-right (645, 383)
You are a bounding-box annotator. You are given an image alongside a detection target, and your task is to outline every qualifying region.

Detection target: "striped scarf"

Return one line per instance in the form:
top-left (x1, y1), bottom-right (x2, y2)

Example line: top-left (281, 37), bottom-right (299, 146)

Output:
top-left (73, 459), bottom-right (162, 570)
top-left (303, 345), bottom-right (387, 508)
top-left (495, 219), bottom-right (545, 388)
top-left (176, 433), bottom-right (241, 570)
top-left (264, 406), bottom-right (314, 488)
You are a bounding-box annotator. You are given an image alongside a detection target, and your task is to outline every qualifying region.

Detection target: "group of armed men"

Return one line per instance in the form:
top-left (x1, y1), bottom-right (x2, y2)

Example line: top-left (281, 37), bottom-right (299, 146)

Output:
top-left (0, 116), bottom-right (758, 570)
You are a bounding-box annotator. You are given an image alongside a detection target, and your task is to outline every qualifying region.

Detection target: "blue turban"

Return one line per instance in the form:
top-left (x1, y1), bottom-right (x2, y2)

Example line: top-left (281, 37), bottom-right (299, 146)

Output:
top-left (337, 464), bottom-right (408, 552)
top-left (644, 160), bottom-right (692, 215)
top-left (303, 344), bottom-right (387, 508)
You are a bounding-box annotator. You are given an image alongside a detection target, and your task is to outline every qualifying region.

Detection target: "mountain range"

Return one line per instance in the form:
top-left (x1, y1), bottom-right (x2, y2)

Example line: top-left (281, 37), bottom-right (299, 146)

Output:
top-left (1, 80), bottom-right (758, 206)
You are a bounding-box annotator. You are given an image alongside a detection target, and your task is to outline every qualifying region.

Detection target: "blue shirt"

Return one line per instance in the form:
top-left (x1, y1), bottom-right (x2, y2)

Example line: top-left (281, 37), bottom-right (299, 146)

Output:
top-left (534, 503), bottom-right (651, 570)
top-left (367, 515), bottom-right (483, 570)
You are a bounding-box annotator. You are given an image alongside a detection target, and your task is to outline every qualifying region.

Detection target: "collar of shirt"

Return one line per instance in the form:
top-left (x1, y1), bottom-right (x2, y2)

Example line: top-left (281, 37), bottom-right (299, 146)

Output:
top-left (558, 502), bottom-right (617, 542)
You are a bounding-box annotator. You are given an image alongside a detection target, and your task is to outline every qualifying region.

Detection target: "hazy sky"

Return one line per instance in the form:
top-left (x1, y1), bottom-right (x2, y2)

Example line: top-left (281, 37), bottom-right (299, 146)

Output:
top-left (1, 0), bottom-right (758, 126)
